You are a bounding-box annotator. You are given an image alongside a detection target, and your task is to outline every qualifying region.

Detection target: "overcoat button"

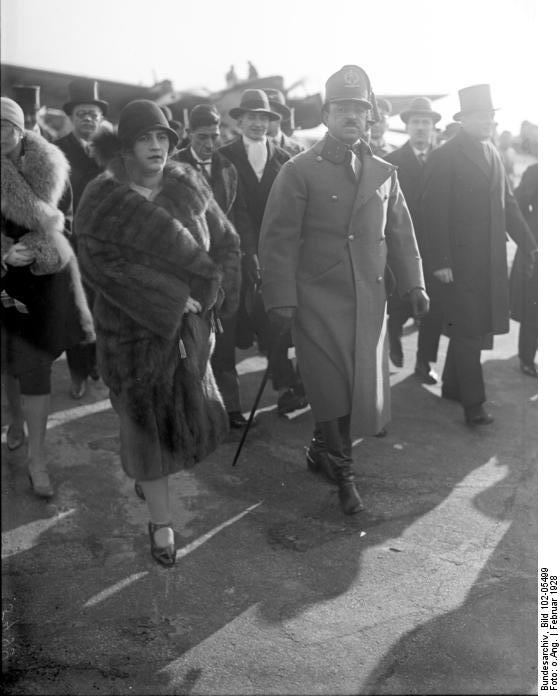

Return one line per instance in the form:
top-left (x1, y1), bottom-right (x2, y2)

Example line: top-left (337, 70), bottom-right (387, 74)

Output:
top-left (331, 194), bottom-right (338, 200)
top-left (376, 276), bottom-right (383, 283)
top-left (316, 156), bottom-right (323, 161)
top-left (348, 234), bottom-right (354, 240)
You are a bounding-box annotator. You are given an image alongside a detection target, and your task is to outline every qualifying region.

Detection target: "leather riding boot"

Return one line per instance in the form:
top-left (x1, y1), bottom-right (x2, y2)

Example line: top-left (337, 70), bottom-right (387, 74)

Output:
top-left (306, 428), bottom-right (337, 484)
top-left (328, 454), bottom-right (365, 515)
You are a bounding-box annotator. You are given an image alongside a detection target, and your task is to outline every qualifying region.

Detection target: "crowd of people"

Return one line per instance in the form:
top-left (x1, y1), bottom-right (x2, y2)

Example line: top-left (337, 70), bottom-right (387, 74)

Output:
top-left (1, 64), bottom-right (537, 566)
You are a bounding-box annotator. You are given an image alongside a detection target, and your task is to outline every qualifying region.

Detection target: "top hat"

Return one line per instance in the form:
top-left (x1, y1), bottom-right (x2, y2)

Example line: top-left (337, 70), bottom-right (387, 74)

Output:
top-left (325, 65), bottom-right (373, 108)
top-left (229, 89), bottom-right (280, 120)
top-left (453, 84), bottom-right (498, 121)
top-left (400, 96), bottom-right (441, 124)
top-left (63, 78), bottom-right (108, 117)
top-left (12, 85), bottom-right (41, 114)
top-left (264, 88), bottom-right (292, 119)
top-left (117, 100), bottom-right (179, 150)
top-left (189, 103), bottom-right (221, 130)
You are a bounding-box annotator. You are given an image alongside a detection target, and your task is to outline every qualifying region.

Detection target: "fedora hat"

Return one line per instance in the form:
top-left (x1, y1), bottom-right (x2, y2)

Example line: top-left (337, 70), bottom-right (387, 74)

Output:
top-left (229, 89), bottom-right (280, 120)
top-left (325, 65), bottom-right (373, 109)
top-left (264, 88), bottom-right (291, 119)
top-left (63, 78), bottom-right (108, 117)
top-left (12, 85), bottom-right (41, 114)
top-left (400, 96), bottom-right (441, 124)
top-left (453, 83), bottom-right (498, 121)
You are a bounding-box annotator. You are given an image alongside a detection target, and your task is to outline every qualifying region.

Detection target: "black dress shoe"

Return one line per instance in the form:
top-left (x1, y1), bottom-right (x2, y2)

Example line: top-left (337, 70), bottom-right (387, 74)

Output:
top-left (229, 411), bottom-right (250, 429)
top-left (389, 347), bottom-right (404, 368)
top-left (465, 406), bottom-right (494, 426)
top-left (414, 361), bottom-right (439, 385)
top-left (277, 387), bottom-right (308, 415)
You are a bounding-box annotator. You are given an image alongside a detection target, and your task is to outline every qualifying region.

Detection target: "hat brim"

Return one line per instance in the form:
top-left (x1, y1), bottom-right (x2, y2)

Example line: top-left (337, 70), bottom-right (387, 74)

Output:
top-left (126, 125), bottom-right (179, 150)
top-left (63, 99), bottom-right (109, 117)
top-left (326, 97), bottom-right (373, 109)
top-left (229, 107), bottom-right (280, 120)
top-left (400, 110), bottom-right (441, 125)
top-left (453, 107), bottom-right (499, 122)
top-left (268, 101), bottom-right (292, 119)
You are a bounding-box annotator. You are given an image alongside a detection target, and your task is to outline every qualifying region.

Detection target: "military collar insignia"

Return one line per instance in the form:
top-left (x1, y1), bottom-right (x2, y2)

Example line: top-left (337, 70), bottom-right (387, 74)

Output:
top-left (319, 134), bottom-right (372, 164)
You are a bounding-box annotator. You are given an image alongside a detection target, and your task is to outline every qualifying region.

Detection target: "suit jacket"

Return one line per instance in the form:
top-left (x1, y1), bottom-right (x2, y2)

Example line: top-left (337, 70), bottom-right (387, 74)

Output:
top-left (173, 146), bottom-right (257, 254)
top-left (276, 133), bottom-right (305, 158)
top-left (55, 132), bottom-right (103, 212)
top-left (385, 141), bottom-right (431, 229)
top-left (421, 128), bottom-right (536, 338)
top-left (259, 134), bottom-right (423, 436)
top-left (219, 137), bottom-right (290, 239)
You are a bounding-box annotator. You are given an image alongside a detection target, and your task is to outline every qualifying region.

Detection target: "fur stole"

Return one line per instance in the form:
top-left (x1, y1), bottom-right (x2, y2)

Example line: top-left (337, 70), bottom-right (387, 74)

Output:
top-left (77, 156), bottom-right (240, 340)
top-left (1, 131), bottom-right (73, 275)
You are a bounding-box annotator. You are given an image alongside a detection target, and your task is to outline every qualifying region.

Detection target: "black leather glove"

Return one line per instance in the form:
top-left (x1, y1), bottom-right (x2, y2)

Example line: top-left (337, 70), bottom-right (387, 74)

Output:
top-left (409, 287), bottom-right (430, 318)
top-left (268, 307), bottom-right (295, 336)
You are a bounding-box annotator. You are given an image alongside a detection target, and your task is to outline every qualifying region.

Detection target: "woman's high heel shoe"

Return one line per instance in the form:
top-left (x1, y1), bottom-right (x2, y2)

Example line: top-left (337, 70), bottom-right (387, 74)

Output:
top-left (28, 468), bottom-right (54, 499)
top-left (148, 521), bottom-right (176, 567)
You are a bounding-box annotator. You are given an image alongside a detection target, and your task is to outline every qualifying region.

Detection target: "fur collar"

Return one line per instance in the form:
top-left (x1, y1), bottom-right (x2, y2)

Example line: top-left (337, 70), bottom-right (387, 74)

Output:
top-left (1, 131), bottom-right (70, 234)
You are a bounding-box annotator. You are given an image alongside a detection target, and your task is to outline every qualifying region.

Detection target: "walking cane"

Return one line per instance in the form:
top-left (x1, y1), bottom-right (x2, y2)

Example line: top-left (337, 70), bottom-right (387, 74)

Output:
top-left (231, 359), bottom-right (270, 467)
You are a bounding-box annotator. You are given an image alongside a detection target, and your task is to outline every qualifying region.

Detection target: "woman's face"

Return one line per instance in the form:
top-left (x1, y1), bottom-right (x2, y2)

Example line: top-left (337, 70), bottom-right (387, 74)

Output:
top-left (131, 128), bottom-right (170, 174)
top-left (1, 120), bottom-right (24, 157)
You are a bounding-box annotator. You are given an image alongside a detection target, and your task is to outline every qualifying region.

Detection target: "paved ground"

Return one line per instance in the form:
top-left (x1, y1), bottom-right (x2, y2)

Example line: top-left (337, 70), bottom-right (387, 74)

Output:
top-left (1, 311), bottom-right (538, 695)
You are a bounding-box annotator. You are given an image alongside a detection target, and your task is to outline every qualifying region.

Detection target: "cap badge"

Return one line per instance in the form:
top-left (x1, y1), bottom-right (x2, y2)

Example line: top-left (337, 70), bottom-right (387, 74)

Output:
top-left (343, 69), bottom-right (360, 87)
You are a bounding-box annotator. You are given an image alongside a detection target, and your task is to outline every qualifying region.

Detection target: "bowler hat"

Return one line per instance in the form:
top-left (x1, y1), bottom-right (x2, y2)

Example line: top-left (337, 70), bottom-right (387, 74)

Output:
top-left (400, 96), bottom-right (441, 124)
top-left (229, 89), bottom-right (280, 120)
top-left (453, 84), bottom-right (498, 121)
top-left (12, 85), bottom-right (41, 114)
top-left (325, 65), bottom-right (373, 108)
top-left (264, 89), bottom-right (291, 119)
top-left (117, 100), bottom-right (179, 150)
top-left (189, 103), bottom-right (221, 130)
top-left (63, 78), bottom-right (108, 117)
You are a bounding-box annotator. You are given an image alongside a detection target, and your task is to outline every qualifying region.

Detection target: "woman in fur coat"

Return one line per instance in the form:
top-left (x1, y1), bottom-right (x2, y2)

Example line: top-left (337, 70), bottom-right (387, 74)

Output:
top-left (1, 97), bottom-right (95, 498)
top-left (76, 100), bottom-right (241, 567)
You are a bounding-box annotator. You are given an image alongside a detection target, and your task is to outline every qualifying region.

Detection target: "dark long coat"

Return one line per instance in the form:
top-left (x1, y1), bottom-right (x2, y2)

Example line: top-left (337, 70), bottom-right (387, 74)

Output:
top-left (76, 159), bottom-right (241, 481)
top-left (55, 131), bottom-right (103, 212)
top-left (420, 129), bottom-right (536, 339)
top-left (510, 163), bottom-right (538, 324)
top-left (259, 135), bottom-right (424, 436)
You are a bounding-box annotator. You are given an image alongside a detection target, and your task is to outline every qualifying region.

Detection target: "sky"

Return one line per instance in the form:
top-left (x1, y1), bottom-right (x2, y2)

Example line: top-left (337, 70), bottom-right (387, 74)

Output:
top-left (1, 0), bottom-right (541, 131)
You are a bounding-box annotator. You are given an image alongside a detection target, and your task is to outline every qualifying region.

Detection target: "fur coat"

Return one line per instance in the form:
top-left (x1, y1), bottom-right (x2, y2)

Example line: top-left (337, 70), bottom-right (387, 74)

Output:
top-left (1, 131), bottom-right (95, 357)
top-left (75, 152), bottom-right (241, 480)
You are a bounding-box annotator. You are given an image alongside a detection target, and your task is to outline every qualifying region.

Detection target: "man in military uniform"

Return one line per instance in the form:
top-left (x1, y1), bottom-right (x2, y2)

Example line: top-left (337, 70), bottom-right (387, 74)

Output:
top-left (264, 88), bottom-right (305, 158)
top-left (385, 97), bottom-right (444, 383)
top-left (367, 97), bottom-right (396, 157)
top-left (56, 78), bottom-right (107, 399)
top-left (259, 65), bottom-right (428, 515)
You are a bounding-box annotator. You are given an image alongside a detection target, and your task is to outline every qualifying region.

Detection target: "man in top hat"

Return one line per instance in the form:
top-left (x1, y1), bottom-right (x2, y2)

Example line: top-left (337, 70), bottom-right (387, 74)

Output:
top-left (385, 97), bottom-right (444, 383)
top-left (220, 88), bottom-right (308, 416)
top-left (56, 77), bottom-right (108, 399)
top-left (11, 85), bottom-right (52, 140)
top-left (259, 65), bottom-right (428, 515)
top-left (367, 97), bottom-right (396, 157)
top-left (174, 103), bottom-right (256, 430)
top-left (264, 89), bottom-right (305, 158)
top-left (420, 84), bottom-right (536, 426)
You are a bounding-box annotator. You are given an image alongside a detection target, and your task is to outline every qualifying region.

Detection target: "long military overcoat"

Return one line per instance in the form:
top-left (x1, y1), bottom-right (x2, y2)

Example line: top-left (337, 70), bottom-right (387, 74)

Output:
top-left (259, 135), bottom-right (424, 436)
top-left (420, 129), bottom-right (536, 339)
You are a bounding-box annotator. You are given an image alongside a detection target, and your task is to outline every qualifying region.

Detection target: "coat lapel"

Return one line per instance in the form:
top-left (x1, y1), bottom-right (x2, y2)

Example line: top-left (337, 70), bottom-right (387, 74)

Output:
top-left (456, 130), bottom-right (491, 180)
top-left (351, 148), bottom-right (394, 216)
top-left (231, 137), bottom-right (260, 187)
top-left (260, 141), bottom-right (284, 192)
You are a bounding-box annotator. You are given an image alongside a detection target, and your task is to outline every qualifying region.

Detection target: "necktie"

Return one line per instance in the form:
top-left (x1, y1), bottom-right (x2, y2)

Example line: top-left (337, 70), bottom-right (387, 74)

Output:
top-left (345, 147), bottom-right (361, 182)
top-left (198, 161), bottom-right (212, 181)
top-left (417, 151), bottom-right (426, 166)
top-left (247, 141), bottom-right (267, 180)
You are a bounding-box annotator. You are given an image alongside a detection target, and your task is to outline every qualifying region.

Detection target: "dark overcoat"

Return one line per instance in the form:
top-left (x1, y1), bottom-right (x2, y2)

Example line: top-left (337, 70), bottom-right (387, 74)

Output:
top-left (510, 163), bottom-right (538, 324)
top-left (55, 132), bottom-right (103, 212)
top-left (420, 129), bottom-right (536, 339)
top-left (76, 159), bottom-right (241, 480)
top-left (259, 135), bottom-right (424, 436)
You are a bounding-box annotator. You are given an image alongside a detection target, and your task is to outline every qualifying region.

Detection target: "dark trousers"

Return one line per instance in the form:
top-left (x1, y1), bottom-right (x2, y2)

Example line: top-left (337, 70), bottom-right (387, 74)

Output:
top-left (387, 290), bottom-right (443, 364)
top-left (442, 335), bottom-right (486, 409)
top-left (66, 341), bottom-right (96, 382)
top-left (518, 321), bottom-right (538, 366)
top-left (211, 314), bottom-right (241, 413)
top-left (314, 414), bottom-right (352, 459)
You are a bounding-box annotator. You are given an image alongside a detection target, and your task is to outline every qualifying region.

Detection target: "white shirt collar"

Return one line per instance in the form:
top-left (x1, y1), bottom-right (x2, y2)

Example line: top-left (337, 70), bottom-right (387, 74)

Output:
top-left (242, 134), bottom-right (267, 149)
top-left (190, 146), bottom-right (212, 164)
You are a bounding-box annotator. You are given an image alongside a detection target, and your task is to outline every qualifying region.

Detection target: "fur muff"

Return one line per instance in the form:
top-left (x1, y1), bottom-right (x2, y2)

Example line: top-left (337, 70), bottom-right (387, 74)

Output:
top-left (1, 131), bottom-right (74, 275)
top-left (76, 157), bottom-right (241, 480)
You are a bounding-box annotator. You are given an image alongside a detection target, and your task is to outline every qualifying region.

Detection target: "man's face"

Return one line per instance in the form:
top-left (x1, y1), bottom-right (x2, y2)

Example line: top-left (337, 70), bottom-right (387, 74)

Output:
top-left (266, 118), bottom-right (281, 137)
top-left (23, 112), bottom-right (38, 129)
top-left (190, 125), bottom-right (220, 160)
top-left (238, 111), bottom-right (270, 141)
top-left (323, 101), bottom-right (368, 145)
top-left (130, 128), bottom-right (170, 175)
top-left (369, 112), bottom-right (389, 140)
top-left (407, 115), bottom-right (435, 149)
top-left (1, 120), bottom-right (23, 155)
top-left (71, 103), bottom-right (103, 141)
top-left (461, 110), bottom-right (496, 141)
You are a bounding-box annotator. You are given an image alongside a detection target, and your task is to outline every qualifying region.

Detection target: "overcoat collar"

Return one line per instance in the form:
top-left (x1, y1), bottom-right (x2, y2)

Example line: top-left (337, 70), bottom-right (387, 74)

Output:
top-left (228, 136), bottom-right (284, 189)
top-left (455, 129), bottom-right (495, 184)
